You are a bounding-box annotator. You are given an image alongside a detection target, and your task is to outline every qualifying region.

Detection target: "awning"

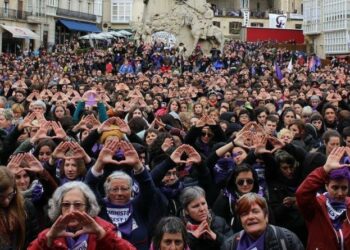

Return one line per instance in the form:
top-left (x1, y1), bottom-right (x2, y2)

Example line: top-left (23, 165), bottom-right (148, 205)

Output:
top-left (1, 25), bottom-right (40, 39)
top-left (58, 19), bottom-right (101, 33)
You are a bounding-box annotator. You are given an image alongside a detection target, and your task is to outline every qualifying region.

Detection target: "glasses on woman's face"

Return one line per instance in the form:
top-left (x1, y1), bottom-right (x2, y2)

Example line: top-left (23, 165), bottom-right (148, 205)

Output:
top-left (0, 189), bottom-right (16, 201)
top-left (236, 178), bottom-right (254, 186)
top-left (61, 202), bottom-right (86, 210)
top-left (201, 131), bottom-right (213, 137)
top-left (109, 186), bottom-right (130, 194)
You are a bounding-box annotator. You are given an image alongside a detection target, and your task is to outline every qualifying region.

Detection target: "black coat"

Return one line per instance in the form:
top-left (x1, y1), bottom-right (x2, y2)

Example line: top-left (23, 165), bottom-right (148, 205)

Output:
top-left (187, 214), bottom-right (233, 250)
top-left (221, 225), bottom-right (304, 250)
top-left (24, 199), bottom-right (40, 248)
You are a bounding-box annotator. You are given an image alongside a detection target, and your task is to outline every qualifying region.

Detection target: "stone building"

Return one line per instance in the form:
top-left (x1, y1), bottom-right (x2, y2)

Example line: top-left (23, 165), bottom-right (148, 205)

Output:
top-left (0, 0), bottom-right (102, 53)
top-left (101, 0), bottom-right (303, 38)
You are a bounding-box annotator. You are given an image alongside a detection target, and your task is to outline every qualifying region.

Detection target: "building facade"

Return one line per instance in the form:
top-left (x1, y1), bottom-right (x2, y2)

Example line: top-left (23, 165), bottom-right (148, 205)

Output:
top-left (0, 0), bottom-right (102, 53)
top-left (303, 0), bottom-right (350, 58)
top-left (102, 0), bottom-right (303, 40)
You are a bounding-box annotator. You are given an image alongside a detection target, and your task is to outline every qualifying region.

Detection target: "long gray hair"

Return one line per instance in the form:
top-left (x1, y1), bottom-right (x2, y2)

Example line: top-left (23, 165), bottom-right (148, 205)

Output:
top-left (48, 181), bottom-right (100, 221)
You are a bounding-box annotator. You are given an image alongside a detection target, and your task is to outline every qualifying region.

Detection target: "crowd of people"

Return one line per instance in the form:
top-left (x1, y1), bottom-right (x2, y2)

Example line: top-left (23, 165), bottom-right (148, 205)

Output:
top-left (0, 37), bottom-right (349, 250)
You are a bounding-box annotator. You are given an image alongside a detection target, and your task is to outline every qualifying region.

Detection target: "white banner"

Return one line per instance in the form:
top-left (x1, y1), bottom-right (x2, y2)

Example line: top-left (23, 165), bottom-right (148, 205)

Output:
top-left (269, 14), bottom-right (287, 29)
top-left (151, 31), bottom-right (176, 48)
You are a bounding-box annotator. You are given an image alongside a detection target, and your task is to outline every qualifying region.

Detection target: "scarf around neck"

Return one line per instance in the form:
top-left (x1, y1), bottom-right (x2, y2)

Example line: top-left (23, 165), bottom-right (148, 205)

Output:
top-left (237, 230), bottom-right (266, 250)
top-left (325, 192), bottom-right (347, 230)
top-left (104, 198), bottom-right (134, 236)
top-left (66, 233), bottom-right (88, 250)
top-left (213, 157), bottom-right (235, 184)
top-left (160, 180), bottom-right (184, 199)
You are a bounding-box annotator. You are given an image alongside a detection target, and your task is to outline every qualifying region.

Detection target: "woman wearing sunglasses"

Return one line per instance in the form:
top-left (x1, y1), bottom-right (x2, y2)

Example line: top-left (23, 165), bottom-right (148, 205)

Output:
top-left (212, 164), bottom-right (260, 232)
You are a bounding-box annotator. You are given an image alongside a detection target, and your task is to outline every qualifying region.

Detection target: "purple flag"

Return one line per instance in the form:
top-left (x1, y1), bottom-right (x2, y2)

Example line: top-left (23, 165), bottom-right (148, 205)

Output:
top-left (274, 62), bottom-right (283, 80)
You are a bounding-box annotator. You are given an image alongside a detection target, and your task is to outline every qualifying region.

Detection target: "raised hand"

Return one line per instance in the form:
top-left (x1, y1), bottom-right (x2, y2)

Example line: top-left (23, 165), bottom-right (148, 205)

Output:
top-left (73, 115), bottom-right (88, 131)
top-left (324, 147), bottom-right (347, 173)
top-left (95, 138), bottom-right (120, 168)
top-left (161, 137), bottom-right (174, 153)
top-left (97, 117), bottom-right (118, 133)
top-left (31, 121), bottom-right (50, 143)
top-left (170, 144), bottom-right (187, 164)
top-left (66, 142), bottom-right (91, 164)
top-left (234, 131), bottom-right (255, 150)
top-left (46, 214), bottom-right (76, 245)
top-left (18, 112), bottom-right (36, 130)
top-left (115, 117), bottom-right (130, 135)
top-left (52, 141), bottom-right (70, 159)
top-left (185, 145), bottom-right (202, 164)
top-left (116, 141), bottom-right (143, 170)
top-left (205, 115), bottom-right (216, 126)
top-left (70, 211), bottom-right (106, 239)
top-left (188, 220), bottom-right (208, 239)
top-left (51, 121), bottom-right (67, 139)
top-left (253, 135), bottom-right (270, 155)
top-left (196, 116), bottom-right (207, 128)
top-left (23, 153), bottom-right (44, 173)
top-left (7, 153), bottom-right (25, 174)
top-left (85, 114), bottom-right (100, 129)
top-left (268, 136), bottom-right (285, 153)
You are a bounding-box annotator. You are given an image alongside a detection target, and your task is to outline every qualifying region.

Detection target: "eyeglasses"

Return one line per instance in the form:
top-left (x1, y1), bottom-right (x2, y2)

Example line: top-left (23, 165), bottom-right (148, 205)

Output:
top-left (236, 179), bottom-right (254, 186)
top-left (221, 105), bottom-right (229, 109)
top-left (109, 187), bottom-right (130, 194)
top-left (201, 131), bottom-right (213, 137)
top-left (0, 190), bottom-right (16, 201)
top-left (61, 202), bottom-right (86, 210)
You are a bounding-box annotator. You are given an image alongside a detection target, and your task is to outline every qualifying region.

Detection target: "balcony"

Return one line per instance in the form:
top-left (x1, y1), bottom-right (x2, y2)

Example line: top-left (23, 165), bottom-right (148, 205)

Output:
top-left (0, 8), bottom-right (31, 20)
top-left (213, 8), bottom-right (286, 19)
top-left (56, 8), bottom-right (97, 22)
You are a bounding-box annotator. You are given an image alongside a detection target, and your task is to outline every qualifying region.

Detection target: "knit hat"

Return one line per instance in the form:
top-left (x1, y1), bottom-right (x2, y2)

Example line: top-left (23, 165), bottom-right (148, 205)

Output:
top-left (99, 125), bottom-right (124, 143)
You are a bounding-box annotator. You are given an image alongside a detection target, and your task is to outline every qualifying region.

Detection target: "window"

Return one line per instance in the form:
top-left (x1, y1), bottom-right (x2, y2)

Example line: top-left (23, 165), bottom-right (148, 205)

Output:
top-left (111, 0), bottom-right (132, 23)
top-left (47, 0), bottom-right (57, 7)
top-left (251, 22), bottom-right (264, 27)
top-left (295, 24), bottom-right (302, 29)
top-left (27, 0), bottom-right (33, 12)
top-left (4, 1), bottom-right (8, 16)
top-left (213, 21), bottom-right (220, 27)
top-left (229, 21), bottom-right (242, 34)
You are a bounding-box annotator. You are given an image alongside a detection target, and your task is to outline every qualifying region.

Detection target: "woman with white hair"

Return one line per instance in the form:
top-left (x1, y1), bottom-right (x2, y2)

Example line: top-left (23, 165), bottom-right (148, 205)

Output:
top-left (85, 139), bottom-right (163, 250)
top-left (28, 181), bottom-right (135, 249)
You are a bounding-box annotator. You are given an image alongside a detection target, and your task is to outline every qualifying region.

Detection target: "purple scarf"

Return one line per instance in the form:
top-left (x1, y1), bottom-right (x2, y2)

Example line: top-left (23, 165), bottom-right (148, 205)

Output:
top-left (325, 192), bottom-right (347, 230)
top-left (92, 144), bottom-right (125, 160)
top-left (59, 176), bottom-right (84, 186)
top-left (66, 233), bottom-right (88, 250)
top-left (213, 158), bottom-right (235, 184)
top-left (237, 231), bottom-right (266, 250)
top-left (160, 181), bottom-right (184, 199)
top-left (104, 198), bottom-right (134, 236)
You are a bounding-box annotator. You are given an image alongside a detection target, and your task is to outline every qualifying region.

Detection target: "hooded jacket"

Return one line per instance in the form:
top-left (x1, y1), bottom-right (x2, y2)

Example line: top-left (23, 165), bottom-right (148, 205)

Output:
top-left (296, 167), bottom-right (350, 250)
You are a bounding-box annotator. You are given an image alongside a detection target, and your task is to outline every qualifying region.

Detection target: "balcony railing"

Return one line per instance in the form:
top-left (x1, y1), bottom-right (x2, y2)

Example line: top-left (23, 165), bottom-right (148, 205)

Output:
top-left (214, 9), bottom-right (287, 19)
top-left (0, 8), bottom-right (32, 20)
top-left (56, 8), bottom-right (96, 21)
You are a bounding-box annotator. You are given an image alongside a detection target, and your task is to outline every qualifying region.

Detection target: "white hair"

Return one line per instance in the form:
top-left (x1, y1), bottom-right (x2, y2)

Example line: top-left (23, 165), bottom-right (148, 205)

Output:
top-left (48, 181), bottom-right (100, 221)
top-left (104, 171), bottom-right (133, 194)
